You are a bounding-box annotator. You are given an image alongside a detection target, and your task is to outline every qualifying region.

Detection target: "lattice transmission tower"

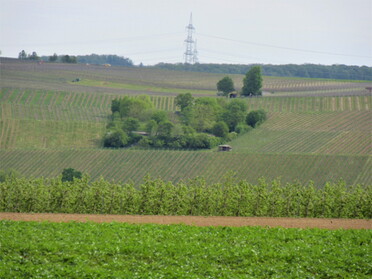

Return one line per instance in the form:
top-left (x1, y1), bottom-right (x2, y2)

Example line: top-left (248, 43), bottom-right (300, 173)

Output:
top-left (184, 13), bottom-right (198, 64)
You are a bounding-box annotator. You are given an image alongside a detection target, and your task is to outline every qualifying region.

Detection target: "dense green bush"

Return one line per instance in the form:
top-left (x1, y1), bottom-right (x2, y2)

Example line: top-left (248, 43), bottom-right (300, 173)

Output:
top-left (0, 176), bottom-right (370, 218)
top-left (246, 109), bottom-right (267, 127)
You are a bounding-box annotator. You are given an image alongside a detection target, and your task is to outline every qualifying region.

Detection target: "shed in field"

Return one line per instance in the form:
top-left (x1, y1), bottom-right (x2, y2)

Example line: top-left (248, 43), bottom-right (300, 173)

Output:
top-left (218, 144), bottom-right (232, 152)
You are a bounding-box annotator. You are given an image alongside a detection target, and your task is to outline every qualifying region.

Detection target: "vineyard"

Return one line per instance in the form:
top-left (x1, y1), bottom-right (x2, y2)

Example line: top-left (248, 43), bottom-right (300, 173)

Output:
top-left (0, 149), bottom-right (370, 185)
top-left (0, 59), bottom-right (371, 186)
top-left (1, 59), bottom-right (371, 96)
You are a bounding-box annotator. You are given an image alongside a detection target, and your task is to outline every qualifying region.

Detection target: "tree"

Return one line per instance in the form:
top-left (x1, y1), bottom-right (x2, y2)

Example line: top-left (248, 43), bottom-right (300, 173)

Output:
top-left (246, 109), bottom-right (267, 127)
top-left (221, 99), bottom-right (247, 131)
top-left (241, 66), bottom-right (263, 96)
top-left (103, 129), bottom-right (129, 148)
top-left (18, 50), bottom-right (27, 60)
top-left (111, 98), bottom-right (120, 114)
top-left (217, 76), bottom-right (235, 96)
top-left (188, 98), bottom-right (222, 132)
top-left (49, 53), bottom-right (58, 62)
top-left (61, 168), bottom-right (82, 182)
top-left (175, 93), bottom-right (194, 111)
top-left (28, 51), bottom-right (40, 61)
top-left (212, 121), bottom-right (229, 138)
top-left (61, 55), bottom-right (77, 63)
top-left (122, 117), bottom-right (140, 133)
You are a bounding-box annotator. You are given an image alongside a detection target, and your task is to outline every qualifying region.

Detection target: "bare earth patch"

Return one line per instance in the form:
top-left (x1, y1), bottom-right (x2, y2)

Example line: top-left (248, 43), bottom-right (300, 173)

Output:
top-left (0, 213), bottom-right (370, 229)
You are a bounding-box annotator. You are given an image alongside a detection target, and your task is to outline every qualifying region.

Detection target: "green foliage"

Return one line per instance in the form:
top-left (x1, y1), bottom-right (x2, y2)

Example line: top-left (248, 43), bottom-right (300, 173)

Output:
top-left (76, 53), bottom-right (133, 66)
top-left (61, 168), bottom-right (82, 182)
top-left (175, 92), bottom-right (194, 111)
top-left (217, 76), bottom-right (235, 96)
top-left (118, 96), bottom-right (153, 120)
top-left (111, 98), bottom-right (120, 114)
top-left (1, 221), bottom-right (370, 278)
top-left (0, 176), bottom-right (370, 218)
top-left (212, 121), bottom-right (229, 138)
top-left (188, 97), bottom-right (222, 132)
top-left (0, 169), bottom-right (20, 182)
top-left (122, 117), bottom-right (140, 133)
top-left (48, 53), bottom-right (58, 62)
top-left (155, 62), bottom-right (372, 81)
top-left (242, 66), bottom-right (263, 96)
top-left (151, 110), bottom-right (168, 123)
top-left (61, 55), bottom-right (77, 63)
top-left (18, 50), bottom-right (27, 60)
top-left (221, 99), bottom-right (247, 131)
top-left (103, 129), bottom-right (128, 148)
top-left (246, 109), bottom-right (267, 127)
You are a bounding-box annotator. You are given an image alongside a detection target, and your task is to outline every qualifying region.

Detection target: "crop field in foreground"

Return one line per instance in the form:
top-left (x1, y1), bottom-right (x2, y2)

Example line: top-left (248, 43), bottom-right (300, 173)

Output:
top-left (0, 221), bottom-right (370, 278)
top-left (0, 149), bottom-right (370, 185)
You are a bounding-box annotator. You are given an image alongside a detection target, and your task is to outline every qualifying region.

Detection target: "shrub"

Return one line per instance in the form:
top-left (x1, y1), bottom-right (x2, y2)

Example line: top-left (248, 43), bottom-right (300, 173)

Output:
top-left (246, 109), bottom-right (267, 127)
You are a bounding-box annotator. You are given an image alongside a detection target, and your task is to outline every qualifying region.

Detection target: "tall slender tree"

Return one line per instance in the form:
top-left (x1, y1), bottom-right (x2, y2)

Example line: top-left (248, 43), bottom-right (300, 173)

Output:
top-left (241, 66), bottom-right (263, 96)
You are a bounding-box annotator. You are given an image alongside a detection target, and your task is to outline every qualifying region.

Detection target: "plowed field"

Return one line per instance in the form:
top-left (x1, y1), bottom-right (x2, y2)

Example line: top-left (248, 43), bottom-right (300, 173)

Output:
top-left (0, 213), bottom-right (370, 229)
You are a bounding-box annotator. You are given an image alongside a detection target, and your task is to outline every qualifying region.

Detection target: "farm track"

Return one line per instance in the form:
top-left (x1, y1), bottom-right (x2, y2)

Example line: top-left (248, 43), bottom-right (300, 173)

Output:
top-left (0, 212), bottom-right (370, 229)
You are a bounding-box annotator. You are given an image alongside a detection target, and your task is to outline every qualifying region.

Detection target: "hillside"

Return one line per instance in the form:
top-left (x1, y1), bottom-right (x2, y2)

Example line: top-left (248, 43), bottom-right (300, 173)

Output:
top-left (0, 58), bottom-right (371, 185)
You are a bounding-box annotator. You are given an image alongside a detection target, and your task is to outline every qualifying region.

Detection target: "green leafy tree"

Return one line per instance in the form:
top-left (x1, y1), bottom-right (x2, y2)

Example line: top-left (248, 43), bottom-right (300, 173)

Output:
top-left (103, 129), bottom-right (129, 148)
top-left (151, 110), bottom-right (168, 124)
top-left (175, 93), bottom-right (194, 111)
top-left (157, 121), bottom-right (174, 139)
top-left (188, 98), bottom-right (222, 132)
top-left (246, 109), bottom-right (267, 127)
top-left (119, 96), bottom-right (153, 120)
top-left (242, 66), bottom-right (263, 96)
top-left (221, 99), bottom-right (247, 131)
top-left (61, 168), bottom-right (82, 182)
top-left (18, 50), bottom-right (27, 60)
top-left (111, 98), bottom-right (121, 114)
top-left (49, 53), bottom-right (58, 62)
top-left (61, 55), bottom-right (77, 63)
top-left (217, 76), bottom-right (235, 96)
top-left (28, 51), bottom-right (40, 61)
top-left (212, 121), bottom-right (229, 138)
top-left (122, 117), bottom-right (140, 133)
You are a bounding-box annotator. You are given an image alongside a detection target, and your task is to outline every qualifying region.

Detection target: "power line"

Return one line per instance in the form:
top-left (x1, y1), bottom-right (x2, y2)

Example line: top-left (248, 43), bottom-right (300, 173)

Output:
top-left (198, 33), bottom-right (372, 59)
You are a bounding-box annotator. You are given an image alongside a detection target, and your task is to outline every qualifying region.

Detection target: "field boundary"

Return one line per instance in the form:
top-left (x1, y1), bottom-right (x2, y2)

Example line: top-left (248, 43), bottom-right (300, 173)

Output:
top-left (0, 213), bottom-right (370, 229)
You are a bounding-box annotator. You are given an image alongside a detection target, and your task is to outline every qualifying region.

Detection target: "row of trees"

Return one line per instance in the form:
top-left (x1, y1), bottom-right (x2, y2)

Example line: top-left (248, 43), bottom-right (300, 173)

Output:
top-left (155, 63), bottom-right (372, 81)
top-left (18, 50), bottom-right (40, 61)
top-left (1, 175), bottom-right (370, 218)
top-left (217, 66), bottom-right (263, 96)
top-left (103, 93), bottom-right (266, 149)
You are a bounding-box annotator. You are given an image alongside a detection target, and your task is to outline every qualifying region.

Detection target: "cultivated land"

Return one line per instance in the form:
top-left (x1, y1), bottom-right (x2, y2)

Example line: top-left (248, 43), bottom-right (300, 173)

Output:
top-left (1, 220), bottom-right (371, 278)
top-left (0, 58), bottom-right (371, 278)
top-left (0, 58), bottom-right (371, 186)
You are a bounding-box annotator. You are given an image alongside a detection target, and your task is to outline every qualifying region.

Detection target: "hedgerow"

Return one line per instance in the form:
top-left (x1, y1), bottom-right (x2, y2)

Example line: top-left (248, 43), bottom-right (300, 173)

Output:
top-left (0, 175), bottom-right (370, 218)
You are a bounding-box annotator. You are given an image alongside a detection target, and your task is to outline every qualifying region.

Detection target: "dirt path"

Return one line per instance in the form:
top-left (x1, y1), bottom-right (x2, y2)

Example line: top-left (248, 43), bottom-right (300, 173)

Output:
top-left (0, 213), bottom-right (370, 229)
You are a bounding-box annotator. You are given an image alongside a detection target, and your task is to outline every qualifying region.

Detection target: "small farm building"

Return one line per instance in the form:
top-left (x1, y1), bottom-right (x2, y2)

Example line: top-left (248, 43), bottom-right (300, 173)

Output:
top-left (218, 145), bottom-right (232, 151)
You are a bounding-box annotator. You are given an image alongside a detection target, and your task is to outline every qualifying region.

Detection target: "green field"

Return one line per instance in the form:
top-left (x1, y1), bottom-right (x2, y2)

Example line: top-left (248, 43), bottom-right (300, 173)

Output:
top-left (1, 221), bottom-right (370, 278)
top-left (0, 59), bottom-right (371, 185)
top-left (0, 149), bottom-right (370, 185)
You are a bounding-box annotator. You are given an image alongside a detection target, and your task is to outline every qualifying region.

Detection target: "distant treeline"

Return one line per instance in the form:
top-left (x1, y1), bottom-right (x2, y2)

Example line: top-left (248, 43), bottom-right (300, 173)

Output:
top-left (40, 54), bottom-right (133, 66)
top-left (76, 54), bottom-right (133, 66)
top-left (153, 63), bottom-right (372, 81)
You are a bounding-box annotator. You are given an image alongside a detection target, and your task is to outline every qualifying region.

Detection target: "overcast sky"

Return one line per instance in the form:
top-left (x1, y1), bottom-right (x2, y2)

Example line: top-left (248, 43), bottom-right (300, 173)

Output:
top-left (1, 0), bottom-right (371, 66)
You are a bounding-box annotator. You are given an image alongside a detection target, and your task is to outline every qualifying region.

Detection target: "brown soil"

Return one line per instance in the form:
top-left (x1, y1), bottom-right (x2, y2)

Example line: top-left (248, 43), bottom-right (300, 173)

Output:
top-left (0, 213), bottom-right (370, 229)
